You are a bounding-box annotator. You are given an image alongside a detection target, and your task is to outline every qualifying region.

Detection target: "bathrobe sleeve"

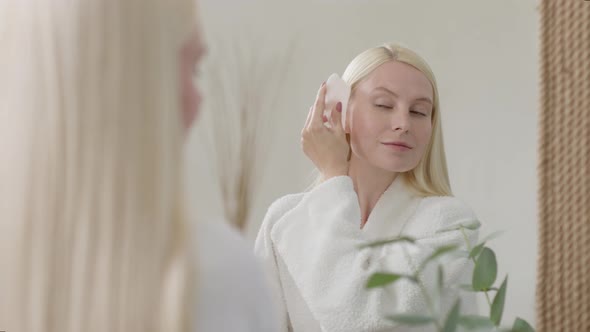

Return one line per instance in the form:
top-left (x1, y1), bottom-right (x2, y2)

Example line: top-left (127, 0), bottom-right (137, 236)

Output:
top-left (269, 176), bottom-right (479, 332)
top-left (254, 194), bottom-right (304, 331)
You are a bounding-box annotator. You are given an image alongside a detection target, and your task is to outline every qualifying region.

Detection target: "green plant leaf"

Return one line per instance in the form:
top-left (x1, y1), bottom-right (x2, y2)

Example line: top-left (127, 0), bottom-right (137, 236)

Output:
top-left (511, 317), bottom-right (535, 332)
top-left (359, 236), bottom-right (416, 249)
top-left (472, 247), bottom-right (497, 291)
top-left (442, 299), bottom-right (461, 332)
top-left (366, 272), bottom-right (403, 289)
top-left (469, 242), bottom-right (486, 259)
top-left (386, 314), bottom-right (435, 326)
top-left (481, 230), bottom-right (505, 242)
top-left (436, 219), bottom-right (481, 233)
top-left (419, 245), bottom-right (459, 271)
top-left (491, 276), bottom-right (508, 325)
top-left (458, 284), bottom-right (498, 292)
top-left (469, 231), bottom-right (505, 259)
top-left (458, 315), bottom-right (495, 329)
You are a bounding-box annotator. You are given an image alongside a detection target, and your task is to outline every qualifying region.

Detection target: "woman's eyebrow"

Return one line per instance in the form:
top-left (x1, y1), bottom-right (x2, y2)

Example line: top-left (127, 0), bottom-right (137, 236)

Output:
top-left (373, 86), bottom-right (432, 105)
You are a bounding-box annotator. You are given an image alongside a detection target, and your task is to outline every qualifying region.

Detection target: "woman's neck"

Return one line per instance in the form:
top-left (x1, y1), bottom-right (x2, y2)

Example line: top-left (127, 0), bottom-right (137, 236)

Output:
top-left (348, 155), bottom-right (398, 228)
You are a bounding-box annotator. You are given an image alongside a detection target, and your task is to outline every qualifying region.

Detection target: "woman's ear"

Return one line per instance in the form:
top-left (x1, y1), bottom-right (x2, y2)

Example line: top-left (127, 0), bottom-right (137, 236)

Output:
top-left (346, 134), bottom-right (352, 161)
top-left (344, 96), bottom-right (353, 134)
top-left (344, 116), bottom-right (351, 134)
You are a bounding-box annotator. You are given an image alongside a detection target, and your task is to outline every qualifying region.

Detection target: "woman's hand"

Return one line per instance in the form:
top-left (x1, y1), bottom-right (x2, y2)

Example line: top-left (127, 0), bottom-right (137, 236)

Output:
top-left (301, 82), bottom-right (350, 179)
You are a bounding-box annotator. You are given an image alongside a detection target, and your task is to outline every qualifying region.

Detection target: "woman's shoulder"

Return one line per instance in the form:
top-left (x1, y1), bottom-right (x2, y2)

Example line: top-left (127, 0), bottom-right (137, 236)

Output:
top-left (417, 195), bottom-right (476, 216)
top-left (263, 192), bottom-right (306, 224)
top-left (263, 177), bottom-right (356, 225)
top-left (411, 195), bottom-right (479, 232)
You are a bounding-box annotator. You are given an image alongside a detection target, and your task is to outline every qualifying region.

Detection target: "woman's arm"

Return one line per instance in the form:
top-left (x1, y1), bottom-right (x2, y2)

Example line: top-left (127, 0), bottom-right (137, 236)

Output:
top-left (254, 194), bottom-right (304, 332)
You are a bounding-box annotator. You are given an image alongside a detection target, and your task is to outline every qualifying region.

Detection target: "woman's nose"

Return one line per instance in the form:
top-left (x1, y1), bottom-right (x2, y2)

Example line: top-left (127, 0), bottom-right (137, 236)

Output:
top-left (391, 110), bottom-right (410, 133)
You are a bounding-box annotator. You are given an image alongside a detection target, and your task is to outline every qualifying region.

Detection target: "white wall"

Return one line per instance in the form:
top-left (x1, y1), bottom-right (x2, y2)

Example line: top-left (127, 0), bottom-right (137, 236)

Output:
top-left (186, 0), bottom-right (539, 326)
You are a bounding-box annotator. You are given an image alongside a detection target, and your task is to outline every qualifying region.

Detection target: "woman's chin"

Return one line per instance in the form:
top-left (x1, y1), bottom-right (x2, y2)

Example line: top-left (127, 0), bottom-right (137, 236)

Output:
top-left (351, 151), bottom-right (417, 174)
top-left (369, 157), bottom-right (416, 174)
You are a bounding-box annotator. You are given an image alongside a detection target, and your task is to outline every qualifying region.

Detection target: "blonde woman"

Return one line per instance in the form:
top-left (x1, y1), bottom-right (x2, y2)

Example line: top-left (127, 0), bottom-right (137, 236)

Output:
top-left (255, 44), bottom-right (480, 331)
top-left (0, 1), bottom-right (277, 331)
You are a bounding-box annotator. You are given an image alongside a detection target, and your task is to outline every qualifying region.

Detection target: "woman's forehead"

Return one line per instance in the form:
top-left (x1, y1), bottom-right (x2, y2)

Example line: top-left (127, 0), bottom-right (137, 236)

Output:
top-left (357, 62), bottom-right (434, 100)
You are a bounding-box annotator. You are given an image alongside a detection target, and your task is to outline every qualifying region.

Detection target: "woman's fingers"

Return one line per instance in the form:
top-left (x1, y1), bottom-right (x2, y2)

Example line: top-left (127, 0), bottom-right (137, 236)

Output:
top-left (329, 102), bottom-right (344, 133)
top-left (310, 82), bottom-right (327, 129)
top-left (304, 106), bottom-right (313, 128)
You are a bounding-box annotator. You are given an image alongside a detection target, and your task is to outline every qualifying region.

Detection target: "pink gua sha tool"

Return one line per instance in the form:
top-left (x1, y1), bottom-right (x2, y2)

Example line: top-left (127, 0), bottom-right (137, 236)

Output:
top-left (323, 73), bottom-right (351, 129)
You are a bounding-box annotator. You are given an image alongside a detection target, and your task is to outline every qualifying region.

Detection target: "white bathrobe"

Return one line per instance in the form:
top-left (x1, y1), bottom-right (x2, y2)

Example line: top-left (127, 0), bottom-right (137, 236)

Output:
top-left (254, 176), bottom-right (480, 332)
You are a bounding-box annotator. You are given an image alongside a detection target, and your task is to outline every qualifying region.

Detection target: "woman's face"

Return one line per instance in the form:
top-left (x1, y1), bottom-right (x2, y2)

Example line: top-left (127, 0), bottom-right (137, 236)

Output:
top-left (347, 60), bottom-right (434, 173)
top-left (179, 28), bottom-right (206, 132)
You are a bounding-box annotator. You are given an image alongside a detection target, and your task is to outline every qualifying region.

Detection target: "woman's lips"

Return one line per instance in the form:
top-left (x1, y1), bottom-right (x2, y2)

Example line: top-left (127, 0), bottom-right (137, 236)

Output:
top-left (381, 141), bottom-right (412, 151)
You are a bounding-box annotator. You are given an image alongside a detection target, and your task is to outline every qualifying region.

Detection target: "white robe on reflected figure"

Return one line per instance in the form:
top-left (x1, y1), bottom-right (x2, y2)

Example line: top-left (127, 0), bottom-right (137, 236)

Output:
top-left (255, 176), bottom-right (480, 332)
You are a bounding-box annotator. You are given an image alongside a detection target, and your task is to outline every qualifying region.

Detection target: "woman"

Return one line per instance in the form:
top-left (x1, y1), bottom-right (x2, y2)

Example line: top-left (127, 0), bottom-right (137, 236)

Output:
top-left (255, 43), bottom-right (480, 331)
top-left (0, 1), bottom-right (277, 331)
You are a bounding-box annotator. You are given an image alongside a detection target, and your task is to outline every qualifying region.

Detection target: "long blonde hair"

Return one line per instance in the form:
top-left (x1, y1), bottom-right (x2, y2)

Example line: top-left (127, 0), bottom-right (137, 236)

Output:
top-left (0, 1), bottom-right (195, 331)
top-left (314, 43), bottom-right (451, 197)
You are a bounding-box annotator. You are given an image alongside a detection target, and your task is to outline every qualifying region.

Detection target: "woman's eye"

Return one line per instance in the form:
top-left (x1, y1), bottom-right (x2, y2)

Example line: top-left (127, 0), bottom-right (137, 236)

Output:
top-left (375, 104), bottom-right (393, 109)
top-left (410, 110), bottom-right (427, 117)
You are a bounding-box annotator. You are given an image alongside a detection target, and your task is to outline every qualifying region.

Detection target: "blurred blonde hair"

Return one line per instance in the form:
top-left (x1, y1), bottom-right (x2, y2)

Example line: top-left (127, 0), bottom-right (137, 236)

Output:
top-left (313, 43), bottom-right (451, 197)
top-left (0, 0), bottom-right (196, 331)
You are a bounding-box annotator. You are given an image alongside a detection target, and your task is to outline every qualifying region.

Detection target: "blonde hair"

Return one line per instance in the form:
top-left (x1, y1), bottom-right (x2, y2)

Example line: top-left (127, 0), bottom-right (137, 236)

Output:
top-left (0, 0), bottom-right (195, 331)
top-left (314, 43), bottom-right (451, 197)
